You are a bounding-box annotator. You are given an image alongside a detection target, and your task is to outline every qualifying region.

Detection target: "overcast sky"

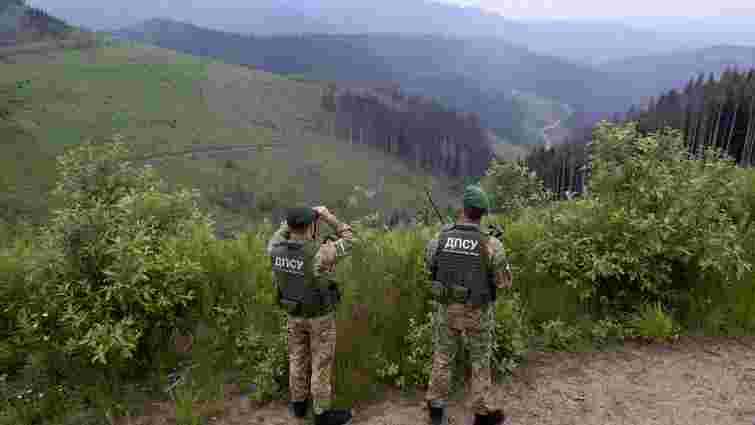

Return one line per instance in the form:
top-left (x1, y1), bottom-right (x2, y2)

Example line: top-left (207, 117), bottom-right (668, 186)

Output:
top-left (26, 0), bottom-right (755, 21)
top-left (443, 0), bottom-right (755, 19)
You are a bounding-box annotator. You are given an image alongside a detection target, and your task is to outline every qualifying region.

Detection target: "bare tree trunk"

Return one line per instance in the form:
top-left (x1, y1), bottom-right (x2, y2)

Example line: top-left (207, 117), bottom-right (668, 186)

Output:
top-left (745, 115), bottom-right (755, 166)
top-left (711, 102), bottom-right (724, 150)
top-left (742, 98), bottom-right (755, 166)
top-left (724, 98), bottom-right (741, 155)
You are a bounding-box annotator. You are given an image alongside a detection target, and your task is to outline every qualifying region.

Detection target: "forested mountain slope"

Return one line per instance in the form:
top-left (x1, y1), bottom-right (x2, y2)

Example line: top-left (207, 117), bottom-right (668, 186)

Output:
top-left (527, 68), bottom-right (755, 197)
top-left (628, 69), bottom-right (755, 166)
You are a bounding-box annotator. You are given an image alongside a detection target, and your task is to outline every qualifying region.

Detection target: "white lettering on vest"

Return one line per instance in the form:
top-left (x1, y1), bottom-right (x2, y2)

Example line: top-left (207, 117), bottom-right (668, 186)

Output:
top-left (443, 238), bottom-right (479, 251)
top-left (274, 256), bottom-right (304, 272)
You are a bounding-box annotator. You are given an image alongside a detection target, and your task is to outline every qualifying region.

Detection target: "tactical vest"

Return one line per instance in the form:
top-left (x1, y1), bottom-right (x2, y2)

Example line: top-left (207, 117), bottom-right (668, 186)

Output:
top-left (270, 240), bottom-right (340, 317)
top-left (432, 224), bottom-right (495, 306)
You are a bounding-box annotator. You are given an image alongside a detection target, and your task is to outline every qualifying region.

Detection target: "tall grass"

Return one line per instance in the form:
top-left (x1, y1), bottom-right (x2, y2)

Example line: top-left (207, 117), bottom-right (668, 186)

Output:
top-left (333, 226), bottom-right (434, 404)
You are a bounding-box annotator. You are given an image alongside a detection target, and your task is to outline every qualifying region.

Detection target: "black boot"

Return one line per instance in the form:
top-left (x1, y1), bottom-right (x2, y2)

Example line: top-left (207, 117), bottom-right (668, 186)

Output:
top-left (314, 409), bottom-right (353, 425)
top-left (473, 409), bottom-right (506, 425)
top-left (288, 399), bottom-right (310, 418)
top-left (427, 401), bottom-right (448, 425)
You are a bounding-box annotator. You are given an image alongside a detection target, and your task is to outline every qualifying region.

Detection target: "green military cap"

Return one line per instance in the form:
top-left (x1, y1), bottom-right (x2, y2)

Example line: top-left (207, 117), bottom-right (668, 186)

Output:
top-left (286, 207), bottom-right (316, 227)
top-left (463, 185), bottom-right (490, 211)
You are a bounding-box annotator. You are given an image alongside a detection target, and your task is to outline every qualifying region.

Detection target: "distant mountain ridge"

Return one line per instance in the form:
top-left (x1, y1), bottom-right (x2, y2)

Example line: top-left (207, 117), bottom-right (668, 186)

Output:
top-left (113, 18), bottom-right (638, 143)
top-left (600, 44), bottom-right (755, 96)
top-left (37, 0), bottom-right (694, 65)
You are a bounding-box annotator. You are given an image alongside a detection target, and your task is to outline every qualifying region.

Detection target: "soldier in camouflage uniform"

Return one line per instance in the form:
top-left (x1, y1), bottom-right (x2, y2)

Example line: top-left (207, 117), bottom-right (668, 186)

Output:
top-left (267, 206), bottom-right (355, 425)
top-left (425, 186), bottom-right (513, 425)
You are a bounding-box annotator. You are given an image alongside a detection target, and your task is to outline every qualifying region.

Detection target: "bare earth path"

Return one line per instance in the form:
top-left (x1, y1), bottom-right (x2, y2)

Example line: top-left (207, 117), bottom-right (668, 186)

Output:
top-left (123, 336), bottom-right (755, 425)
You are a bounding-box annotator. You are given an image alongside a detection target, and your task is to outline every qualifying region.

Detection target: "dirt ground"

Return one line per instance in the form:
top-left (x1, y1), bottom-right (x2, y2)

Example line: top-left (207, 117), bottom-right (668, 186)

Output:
top-left (118, 336), bottom-right (755, 425)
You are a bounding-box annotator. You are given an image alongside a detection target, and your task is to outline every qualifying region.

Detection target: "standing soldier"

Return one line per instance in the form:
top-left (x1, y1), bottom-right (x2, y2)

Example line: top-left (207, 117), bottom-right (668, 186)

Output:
top-left (267, 206), bottom-right (355, 425)
top-left (425, 186), bottom-right (513, 425)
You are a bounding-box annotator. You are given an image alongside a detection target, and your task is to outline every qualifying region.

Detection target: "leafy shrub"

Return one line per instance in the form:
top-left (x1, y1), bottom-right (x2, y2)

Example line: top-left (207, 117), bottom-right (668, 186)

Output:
top-left (493, 292), bottom-right (530, 376)
top-left (233, 314), bottom-right (288, 402)
top-left (630, 302), bottom-right (678, 342)
top-left (589, 318), bottom-right (631, 347)
top-left (533, 123), bottom-right (753, 318)
top-left (482, 160), bottom-right (552, 216)
top-left (375, 312), bottom-right (433, 390)
top-left (0, 224), bottom-right (42, 376)
top-left (539, 319), bottom-right (584, 351)
top-left (334, 225), bottom-right (433, 402)
top-left (17, 140), bottom-right (215, 375)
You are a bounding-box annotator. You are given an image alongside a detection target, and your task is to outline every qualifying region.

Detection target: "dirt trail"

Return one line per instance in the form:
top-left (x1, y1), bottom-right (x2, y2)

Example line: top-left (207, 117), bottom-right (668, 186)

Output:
top-left (122, 336), bottom-right (755, 425)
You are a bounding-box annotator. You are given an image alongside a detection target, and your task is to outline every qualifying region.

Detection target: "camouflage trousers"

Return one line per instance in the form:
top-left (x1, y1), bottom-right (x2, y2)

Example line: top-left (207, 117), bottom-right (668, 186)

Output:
top-left (426, 303), bottom-right (496, 415)
top-left (287, 312), bottom-right (337, 414)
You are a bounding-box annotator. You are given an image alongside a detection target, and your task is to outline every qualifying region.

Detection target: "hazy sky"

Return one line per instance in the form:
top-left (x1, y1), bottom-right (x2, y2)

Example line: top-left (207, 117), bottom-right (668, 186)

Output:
top-left (26, 0), bottom-right (755, 21)
top-left (443, 0), bottom-right (755, 19)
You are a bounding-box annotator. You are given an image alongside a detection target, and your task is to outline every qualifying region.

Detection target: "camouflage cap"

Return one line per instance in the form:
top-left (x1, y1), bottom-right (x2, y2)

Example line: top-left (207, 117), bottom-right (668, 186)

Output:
top-left (463, 185), bottom-right (490, 211)
top-left (286, 207), bottom-right (316, 227)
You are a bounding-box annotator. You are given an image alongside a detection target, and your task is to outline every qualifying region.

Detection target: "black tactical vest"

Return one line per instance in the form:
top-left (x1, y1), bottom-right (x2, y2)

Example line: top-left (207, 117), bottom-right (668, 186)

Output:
top-left (270, 240), bottom-right (337, 317)
top-left (433, 224), bottom-right (494, 305)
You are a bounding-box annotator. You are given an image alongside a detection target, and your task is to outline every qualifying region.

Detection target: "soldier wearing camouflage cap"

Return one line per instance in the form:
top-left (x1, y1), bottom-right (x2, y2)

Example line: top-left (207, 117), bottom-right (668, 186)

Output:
top-left (267, 206), bottom-right (355, 425)
top-left (425, 186), bottom-right (513, 425)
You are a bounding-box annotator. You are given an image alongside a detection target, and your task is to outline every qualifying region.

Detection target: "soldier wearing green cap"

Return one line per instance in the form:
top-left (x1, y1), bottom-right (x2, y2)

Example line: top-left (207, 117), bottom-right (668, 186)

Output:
top-left (267, 206), bottom-right (355, 425)
top-left (424, 186), bottom-right (513, 425)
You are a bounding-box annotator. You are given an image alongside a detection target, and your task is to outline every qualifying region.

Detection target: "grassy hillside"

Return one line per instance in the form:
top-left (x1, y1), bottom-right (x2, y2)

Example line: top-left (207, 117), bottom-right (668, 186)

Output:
top-left (0, 41), bottom-right (458, 229)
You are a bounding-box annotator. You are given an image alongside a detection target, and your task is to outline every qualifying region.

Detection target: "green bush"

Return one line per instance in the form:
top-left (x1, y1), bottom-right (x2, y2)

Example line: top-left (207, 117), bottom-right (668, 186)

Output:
top-left (630, 302), bottom-right (678, 342)
top-left (374, 312), bottom-right (433, 390)
top-left (9, 140), bottom-right (216, 385)
top-left (589, 317), bottom-right (631, 347)
top-left (482, 160), bottom-right (552, 216)
top-left (493, 292), bottom-right (530, 376)
top-left (0, 227), bottom-right (39, 375)
top-left (539, 319), bottom-right (584, 351)
top-left (532, 123), bottom-right (753, 319)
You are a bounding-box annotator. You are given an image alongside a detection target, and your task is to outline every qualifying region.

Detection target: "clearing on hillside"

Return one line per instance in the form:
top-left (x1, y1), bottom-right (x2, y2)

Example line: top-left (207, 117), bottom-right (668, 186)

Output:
top-left (0, 41), bottom-right (459, 227)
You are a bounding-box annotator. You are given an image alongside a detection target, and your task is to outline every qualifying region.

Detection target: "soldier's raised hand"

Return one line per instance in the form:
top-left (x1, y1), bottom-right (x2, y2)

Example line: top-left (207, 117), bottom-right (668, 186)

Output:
top-left (312, 206), bottom-right (331, 219)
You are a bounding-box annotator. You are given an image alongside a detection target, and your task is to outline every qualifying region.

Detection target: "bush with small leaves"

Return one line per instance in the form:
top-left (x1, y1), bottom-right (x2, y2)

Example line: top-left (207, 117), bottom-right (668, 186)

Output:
top-left (630, 302), bottom-right (678, 342)
top-left (482, 160), bottom-right (553, 216)
top-left (532, 123), bottom-right (753, 320)
top-left (18, 140), bottom-right (215, 375)
top-left (540, 319), bottom-right (584, 351)
top-left (493, 292), bottom-right (530, 376)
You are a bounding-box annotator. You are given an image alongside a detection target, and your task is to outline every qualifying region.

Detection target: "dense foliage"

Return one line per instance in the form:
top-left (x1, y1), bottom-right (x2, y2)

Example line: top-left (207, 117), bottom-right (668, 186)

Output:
top-left (2, 123), bottom-right (754, 423)
top-left (532, 123), bottom-right (754, 323)
top-left (481, 159), bottom-right (553, 214)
